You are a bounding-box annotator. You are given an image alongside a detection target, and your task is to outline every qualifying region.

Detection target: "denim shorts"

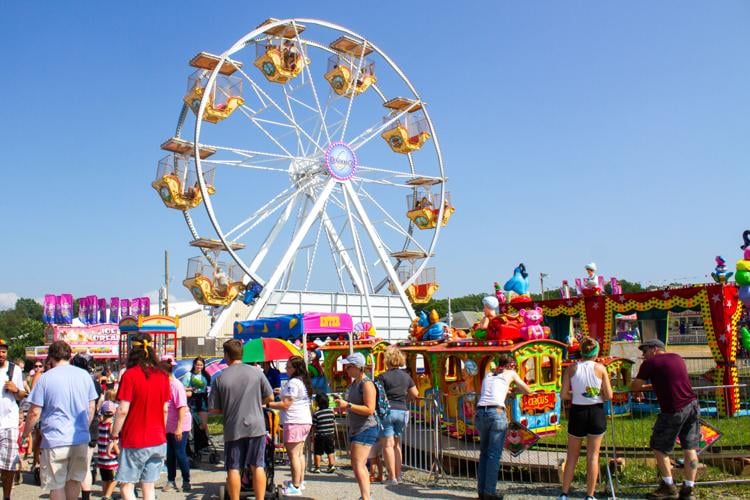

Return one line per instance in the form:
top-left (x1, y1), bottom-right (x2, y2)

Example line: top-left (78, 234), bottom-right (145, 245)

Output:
top-left (379, 409), bottom-right (409, 439)
top-left (116, 444), bottom-right (167, 484)
top-left (350, 425), bottom-right (379, 446)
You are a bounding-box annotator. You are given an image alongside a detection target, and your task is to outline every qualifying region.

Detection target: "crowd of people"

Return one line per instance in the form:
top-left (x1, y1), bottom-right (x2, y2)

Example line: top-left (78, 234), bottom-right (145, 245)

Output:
top-left (0, 333), bottom-right (702, 500)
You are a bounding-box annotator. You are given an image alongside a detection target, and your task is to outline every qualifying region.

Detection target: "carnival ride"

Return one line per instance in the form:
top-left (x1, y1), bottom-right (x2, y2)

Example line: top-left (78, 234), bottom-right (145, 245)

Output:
top-left (118, 315), bottom-right (178, 362)
top-left (152, 18), bottom-right (453, 337)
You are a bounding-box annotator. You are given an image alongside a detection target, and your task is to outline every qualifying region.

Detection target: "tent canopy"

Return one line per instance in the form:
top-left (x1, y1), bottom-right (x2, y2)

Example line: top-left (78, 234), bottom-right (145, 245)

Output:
top-left (234, 312), bottom-right (353, 342)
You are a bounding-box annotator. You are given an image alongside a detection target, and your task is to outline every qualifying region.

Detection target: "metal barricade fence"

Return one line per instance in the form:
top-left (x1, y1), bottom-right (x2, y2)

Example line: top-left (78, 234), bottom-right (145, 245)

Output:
top-left (394, 386), bottom-right (750, 495)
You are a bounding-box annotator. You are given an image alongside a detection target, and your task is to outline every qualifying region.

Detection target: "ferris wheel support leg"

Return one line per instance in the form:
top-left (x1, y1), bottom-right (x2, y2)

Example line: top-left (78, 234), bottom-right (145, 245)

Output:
top-left (249, 179), bottom-right (337, 319)
top-left (206, 303), bottom-right (238, 338)
top-left (342, 183), bottom-right (416, 321)
top-left (318, 209), bottom-right (365, 294)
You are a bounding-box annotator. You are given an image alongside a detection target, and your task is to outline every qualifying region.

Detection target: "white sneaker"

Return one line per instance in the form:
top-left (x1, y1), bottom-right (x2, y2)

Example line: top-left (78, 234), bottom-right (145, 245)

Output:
top-left (283, 480), bottom-right (306, 491)
top-left (386, 479), bottom-right (398, 486)
top-left (283, 484), bottom-right (302, 496)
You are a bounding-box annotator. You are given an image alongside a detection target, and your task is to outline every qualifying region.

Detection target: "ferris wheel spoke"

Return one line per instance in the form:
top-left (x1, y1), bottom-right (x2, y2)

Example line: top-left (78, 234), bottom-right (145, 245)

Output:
top-left (282, 86), bottom-right (306, 157)
top-left (202, 158), bottom-right (292, 174)
top-left (342, 183), bottom-right (412, 312)
top-left (338, 47), bottom-right (369, 142)
top-left (355, 185), bottom-right (428, 255)
top-left (246, 193), bottom-right (299, 276)
top-left (318, 204), bottom-right (365, 294)
top-left (226, 178), bottom-right (316, 239)
top-left (302, 197), bottom-right (330, 292)
top-left (250, 178), bottom-right (337, 315)
top-left (233, 105), bottom-right (296, 157)
top-left (234, 64), bottom-right (326, 155)
top-left (292, 26), bottom-right (332, 145)
top-left (342, 186), bottom-right (374, 319)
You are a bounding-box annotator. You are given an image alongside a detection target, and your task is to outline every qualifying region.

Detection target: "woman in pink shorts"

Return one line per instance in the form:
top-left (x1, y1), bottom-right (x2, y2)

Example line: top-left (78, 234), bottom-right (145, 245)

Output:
top-left (268, 356), bottom-right (312, 496)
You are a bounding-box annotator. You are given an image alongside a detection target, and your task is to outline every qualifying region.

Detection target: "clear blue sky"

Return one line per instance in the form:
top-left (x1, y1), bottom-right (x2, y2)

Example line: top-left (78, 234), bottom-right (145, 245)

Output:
top-left (2, 1), bottom-right (749, 309)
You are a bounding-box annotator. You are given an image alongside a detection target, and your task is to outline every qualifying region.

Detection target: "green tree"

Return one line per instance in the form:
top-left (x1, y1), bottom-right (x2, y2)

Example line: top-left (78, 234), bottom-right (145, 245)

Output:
top-left (0, 298), bottom-right (45, 361)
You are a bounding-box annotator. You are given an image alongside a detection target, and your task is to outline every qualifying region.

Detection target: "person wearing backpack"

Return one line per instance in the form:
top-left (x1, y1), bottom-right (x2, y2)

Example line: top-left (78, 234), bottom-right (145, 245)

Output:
top-left (376, 346), bottom-right (417, 486)
top-left (334, 352), bottom-right (377, 500)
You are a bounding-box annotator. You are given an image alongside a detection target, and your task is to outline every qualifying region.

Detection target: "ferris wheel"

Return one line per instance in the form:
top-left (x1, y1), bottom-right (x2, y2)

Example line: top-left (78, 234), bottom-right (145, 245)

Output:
top-left (153, 18), bottom-right (453, 327)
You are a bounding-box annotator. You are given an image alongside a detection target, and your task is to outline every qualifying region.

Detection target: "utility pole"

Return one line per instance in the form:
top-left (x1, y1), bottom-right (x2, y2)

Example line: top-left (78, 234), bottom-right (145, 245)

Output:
top-left (540, 272), bottom-right (549, 300)
top-left (164, 250), bottom-right (169, 315)
top-left (447, 297), bottom-right (453, 327)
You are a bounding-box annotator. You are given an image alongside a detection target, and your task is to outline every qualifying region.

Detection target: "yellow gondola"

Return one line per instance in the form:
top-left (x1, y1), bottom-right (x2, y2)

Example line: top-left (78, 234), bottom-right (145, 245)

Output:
top-left (152, 153), bottom-right (216, 211)
top-left (381, 126), bottom-right (431, 154)
top-left (381, 97), bottom-right (431, 154)
top-left (324, 64), bottom-right (377, 96)
top-left (405, 182), bottom-right (454, 229)
top-left (406, 282), bottom-right (440, 304)
top-left (253, 45), bottom-right (309, 84)
top-left (184, 84), bottom-right (244, 124)
top-left (183, 274), bottom-right (244, 307)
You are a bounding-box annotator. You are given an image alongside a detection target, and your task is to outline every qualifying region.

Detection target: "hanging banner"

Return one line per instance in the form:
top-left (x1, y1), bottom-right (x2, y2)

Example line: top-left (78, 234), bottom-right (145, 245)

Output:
top-left (43, 295), bottom-right (56, 324)
top-left (78, 297), bottom-right (88, 324)
top-left (98, 298), bottom-right (107, 324)
top-left (140, 297), bottom-right (150, 315)
top-left (60, 294), bottom-right (73, 324)
top-left (109, 297), bottom-right (120, 324)
top-left (131, 298), bottom-right (141, 317)
top-left (121, 299), bottom-right (130, 319)
top-left (88, 295), bottom-right (98, 325)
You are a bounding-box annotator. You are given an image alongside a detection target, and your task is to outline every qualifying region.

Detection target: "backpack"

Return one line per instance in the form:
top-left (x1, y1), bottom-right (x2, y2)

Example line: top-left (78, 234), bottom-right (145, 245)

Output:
top-left (358, 376), bottom-right (391, 422)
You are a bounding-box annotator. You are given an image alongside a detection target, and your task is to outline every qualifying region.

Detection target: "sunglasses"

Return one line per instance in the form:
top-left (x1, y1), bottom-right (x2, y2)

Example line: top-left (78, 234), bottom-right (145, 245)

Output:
top-left (34, 365), bottom-right (43, 368)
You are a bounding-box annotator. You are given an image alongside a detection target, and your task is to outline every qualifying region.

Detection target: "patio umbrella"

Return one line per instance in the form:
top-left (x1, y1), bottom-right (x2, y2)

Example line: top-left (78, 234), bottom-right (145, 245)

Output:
top-left (242, 338), bottom-right (301, 363)
top-left (204, 358), bottom-right (228, 378)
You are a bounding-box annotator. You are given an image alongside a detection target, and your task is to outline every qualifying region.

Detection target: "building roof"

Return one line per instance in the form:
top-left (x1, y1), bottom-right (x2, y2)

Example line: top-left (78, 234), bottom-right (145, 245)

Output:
top-left (443, 310), bottom-right (482, 329)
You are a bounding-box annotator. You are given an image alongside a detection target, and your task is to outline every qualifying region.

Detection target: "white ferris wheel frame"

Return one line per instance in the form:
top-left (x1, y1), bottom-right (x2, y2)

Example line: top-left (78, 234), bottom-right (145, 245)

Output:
top-left (187, 18), bottom-right (447, 322)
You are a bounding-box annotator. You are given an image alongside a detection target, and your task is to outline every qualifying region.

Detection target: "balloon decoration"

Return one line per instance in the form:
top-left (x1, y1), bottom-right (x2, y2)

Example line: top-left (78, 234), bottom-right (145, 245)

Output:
top-left (740, 326), bottom-right (750, 352)
top-left (737, 230), bottom-right (750, 308)
top-left (711, 256), bottom-right (734, 284)
top-left (503, 263), bottom-right (531, 302)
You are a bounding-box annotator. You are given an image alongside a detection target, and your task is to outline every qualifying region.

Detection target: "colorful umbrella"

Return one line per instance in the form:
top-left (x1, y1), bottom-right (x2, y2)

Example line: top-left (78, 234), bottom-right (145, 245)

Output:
top-left (242, 338), bottom-right (301, 363)
top-left (204, 358), bottom-right (228, 378)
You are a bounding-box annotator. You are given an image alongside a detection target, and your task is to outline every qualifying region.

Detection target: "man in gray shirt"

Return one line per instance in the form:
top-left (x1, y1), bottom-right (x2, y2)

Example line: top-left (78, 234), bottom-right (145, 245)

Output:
top-left (209, 339), bottom-right (273, 500)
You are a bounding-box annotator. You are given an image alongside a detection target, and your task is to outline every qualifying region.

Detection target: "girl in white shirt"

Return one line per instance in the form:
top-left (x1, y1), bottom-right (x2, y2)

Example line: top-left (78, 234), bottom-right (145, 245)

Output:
top-left (267, 356), bottom-right (312, 496)
top-left (475, 354), bottom-right (531, 499)
top-left (559, 338), bottom-right (613, 500)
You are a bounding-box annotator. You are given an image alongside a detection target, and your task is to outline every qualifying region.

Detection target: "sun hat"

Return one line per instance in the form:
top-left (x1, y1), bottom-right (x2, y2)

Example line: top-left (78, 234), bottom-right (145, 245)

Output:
top-left (341, 352), bottom-right (366, 369)
top-left (101, 400), bottom-right (118, 415)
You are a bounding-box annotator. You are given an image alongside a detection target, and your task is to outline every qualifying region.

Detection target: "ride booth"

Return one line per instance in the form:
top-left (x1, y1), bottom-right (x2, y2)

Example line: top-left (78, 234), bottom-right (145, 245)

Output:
top-left (27, 323), bottom-right (122, 362)
top-left (398, 338), bottom-right (566, 439)
top-left (502, 283), bottom-right (744, 416)
top-left (118, 315), bottom-right (178, 363)
top-left (234, 312), bottom-right (355, 395)
top-left (318, 337), bottom-right (390, 393)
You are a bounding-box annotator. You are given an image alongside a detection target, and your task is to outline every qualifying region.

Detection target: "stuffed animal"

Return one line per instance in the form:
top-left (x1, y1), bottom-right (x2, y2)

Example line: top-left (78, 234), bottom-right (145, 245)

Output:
top-left (419, 309), bottom-right (449, 341)
top-left (503, 263), bottom-right (530, 297)
top-left (711, 256), bottom-right (733, 284)
top-left (519, 307), bottom-right (548, 340)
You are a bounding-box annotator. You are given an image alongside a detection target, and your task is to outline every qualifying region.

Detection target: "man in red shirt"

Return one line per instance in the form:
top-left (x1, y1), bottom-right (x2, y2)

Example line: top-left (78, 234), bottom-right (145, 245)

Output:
top-left (631, 339), bottom-right (699, 500)
top-left (109, 334), bottom-right (170, 500)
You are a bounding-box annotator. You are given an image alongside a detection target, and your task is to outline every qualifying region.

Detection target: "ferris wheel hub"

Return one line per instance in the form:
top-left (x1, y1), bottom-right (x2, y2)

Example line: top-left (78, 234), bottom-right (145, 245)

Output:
top-left (324, 141), bottom-right (357, 181)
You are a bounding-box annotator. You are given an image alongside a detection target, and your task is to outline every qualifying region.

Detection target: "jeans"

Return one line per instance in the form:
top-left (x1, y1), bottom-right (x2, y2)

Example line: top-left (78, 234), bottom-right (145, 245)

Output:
top-left (475, 408), bottom-right (508, 496)
top-left (166, 433), bottom-right (190, 483)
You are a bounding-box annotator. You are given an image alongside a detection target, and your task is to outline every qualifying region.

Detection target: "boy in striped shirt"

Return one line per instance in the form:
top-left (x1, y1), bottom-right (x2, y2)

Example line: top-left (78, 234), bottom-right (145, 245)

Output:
top-left (311, 393), bottom-right (336, 473)
top-left (97, 401), bottom-right (119, 500)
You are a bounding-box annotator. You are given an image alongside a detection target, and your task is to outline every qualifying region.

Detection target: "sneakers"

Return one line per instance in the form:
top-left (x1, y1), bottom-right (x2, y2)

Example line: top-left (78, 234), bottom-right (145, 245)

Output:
top-left (162, 481), bottom-right (178, 492)
top-left (283, 484), bottom-right (303, 496)
top-left (283, 480), bottom-right (306, 491)
top-left (679, 484), bottom-right (696, 500)
top-left (647, 480), bottom-right (679, 499)
top-left (311, 467), bottom-right (321, 473)
top-left (326, 465), bottom-right (337, 473)
top-left (182, 482), bottom-right (192, 492)
top-left (557, 494), bottom-right (569, 500)
top-left (386, 478), bottom-right (398, 486)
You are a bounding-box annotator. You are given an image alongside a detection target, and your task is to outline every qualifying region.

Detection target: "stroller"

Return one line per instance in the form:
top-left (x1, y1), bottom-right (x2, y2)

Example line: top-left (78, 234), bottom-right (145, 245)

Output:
top-left (218, 409), bottom-right (281, 499)
top-left (188, 404), bottom-right (221, 466)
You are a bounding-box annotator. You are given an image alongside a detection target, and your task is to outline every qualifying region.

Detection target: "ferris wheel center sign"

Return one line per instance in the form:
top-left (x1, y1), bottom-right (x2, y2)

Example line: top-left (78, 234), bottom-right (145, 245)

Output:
top-left (324, 142), bottom-right (358, 181)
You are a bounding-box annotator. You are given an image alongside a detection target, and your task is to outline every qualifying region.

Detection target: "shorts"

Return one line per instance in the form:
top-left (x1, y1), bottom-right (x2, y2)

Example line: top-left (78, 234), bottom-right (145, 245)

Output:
top-left (379, 409), bottom-right (409, 439)
top-left (116, 444), bottom-right (167, 484)
top-left (567, 404), bottom-right (607, 438)
top-left (284, 423), bottom-right (311, 444)
top-left (314, 434), bottom-right (335, 456)
top-left (98, 468), bottom-right (116, 481)
top-left (650, 399), bottom-right (700, 454)
top-left (0, 427), bottom-right (19, 471)
top-left (225, 436), bottom-right (266, 471)
top-left (350, 425), bottom-right (379, 446)
top-left (40, 443), bottom-right (90, 491)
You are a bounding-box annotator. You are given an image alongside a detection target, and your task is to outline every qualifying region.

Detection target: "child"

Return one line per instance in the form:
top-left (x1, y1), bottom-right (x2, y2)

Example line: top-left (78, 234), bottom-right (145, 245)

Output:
top-left (311, 393), bottom-right (336, 473)
top-left (368, 441), bottom-right (384, 483)
top-left (97, 400), bottom-right (119, 500)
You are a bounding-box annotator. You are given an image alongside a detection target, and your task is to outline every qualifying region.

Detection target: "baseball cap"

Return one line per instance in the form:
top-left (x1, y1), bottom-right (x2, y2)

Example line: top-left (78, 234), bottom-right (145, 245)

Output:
top-left (101, 400), bottom-right (118, 415)
top-left (638, 339), bottom-right (665, 351)
top-left (341, 352), bottom-right (366, 368)
top-left (0, 339), bottom-right (8, 350)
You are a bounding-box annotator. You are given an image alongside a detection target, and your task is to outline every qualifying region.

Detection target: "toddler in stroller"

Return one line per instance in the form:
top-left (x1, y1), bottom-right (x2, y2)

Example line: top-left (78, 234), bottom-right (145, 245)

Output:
top-left (188, 404), bottom-right (220, 466)
top-left (218, 408), bottom-right (281, 499)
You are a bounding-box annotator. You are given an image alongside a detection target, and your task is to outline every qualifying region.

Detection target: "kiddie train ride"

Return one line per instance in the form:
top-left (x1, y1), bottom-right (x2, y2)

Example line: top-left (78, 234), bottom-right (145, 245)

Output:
top-left (118, 315), bottom-right (178, 363)
top-left (398, 296), bottom-right (566, 439)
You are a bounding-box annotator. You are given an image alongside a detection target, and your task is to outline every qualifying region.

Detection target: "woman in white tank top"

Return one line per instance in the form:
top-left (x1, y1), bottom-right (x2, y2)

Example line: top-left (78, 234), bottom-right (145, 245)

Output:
top-left (558, 338), bottom-right (613, 500)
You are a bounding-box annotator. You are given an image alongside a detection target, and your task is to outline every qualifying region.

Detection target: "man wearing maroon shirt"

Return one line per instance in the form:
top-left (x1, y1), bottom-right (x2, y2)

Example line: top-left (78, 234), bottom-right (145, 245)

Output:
top-left (631, 339), bottom-right (699, 500)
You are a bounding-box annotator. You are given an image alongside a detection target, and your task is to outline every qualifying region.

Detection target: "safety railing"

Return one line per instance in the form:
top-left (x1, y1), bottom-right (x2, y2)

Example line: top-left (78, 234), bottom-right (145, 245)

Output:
top-left (391, 385), bottom-right (750, 497)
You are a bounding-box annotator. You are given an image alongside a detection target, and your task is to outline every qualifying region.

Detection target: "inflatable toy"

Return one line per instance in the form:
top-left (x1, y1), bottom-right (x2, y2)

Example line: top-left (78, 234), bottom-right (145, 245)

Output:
top-left (420, 309), bottom-right (450, 341)
top-left (740, 326), bottom-right (750, 352)
top-left (737, 230), bottom-right (750, 307)
top-left (503, 263), bottom-right (531, 302)
top-left (711, 256), bottom-right (734, 283)
top-left (519, 307), bottom-right (550, 341)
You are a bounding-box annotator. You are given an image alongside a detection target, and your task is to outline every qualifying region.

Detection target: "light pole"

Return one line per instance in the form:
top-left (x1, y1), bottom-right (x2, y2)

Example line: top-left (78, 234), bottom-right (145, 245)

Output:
top-left (540, 273), bottom-right (549, 300)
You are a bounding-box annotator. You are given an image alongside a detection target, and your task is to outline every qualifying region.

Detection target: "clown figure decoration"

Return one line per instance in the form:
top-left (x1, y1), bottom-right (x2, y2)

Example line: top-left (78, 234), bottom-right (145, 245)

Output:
top-left (473, 296), bottom-right (499, 340)
top-left (584, 262), bottom-right (598, 289)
